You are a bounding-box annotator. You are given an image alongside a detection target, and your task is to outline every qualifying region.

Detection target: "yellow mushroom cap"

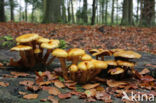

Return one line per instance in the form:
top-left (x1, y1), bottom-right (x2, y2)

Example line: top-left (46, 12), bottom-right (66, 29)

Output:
top-left (105, 60), bottom-right (117, 66)
top-left (78, 62), bottom-right (88, 71)
top-left (16, 33), bottom-right (39, 43)
top-left (117, 60), bottom-right (135, 67)
top-left (34, 48), bottom-right (41, 53)
top-left (110, 49), bottom-right (125, 54)
top-left (49, 39), bottom-right (60, 45)
top-left (108, 67), bottom-right (124, 75)
top-left (41, 41), bottom-right (59, 49)
top-left (69, 64), bottom-right (78, 72)
top-left (68, 48), bottom-right (85, 57)
top-left (37, 37), bottom-right (50, 43)
top-left (89, 49), bottom-right (99, 54)
top-left (113, 51), bottom-right (141, 59)
top-left (81, 54), bottom-right (92, 61)
top-left (94, 61), bottom-right (108, 69)
top-left (52, 49), bottom-right (68, 58)
top-left (11, 45), bottom-right (32, 51)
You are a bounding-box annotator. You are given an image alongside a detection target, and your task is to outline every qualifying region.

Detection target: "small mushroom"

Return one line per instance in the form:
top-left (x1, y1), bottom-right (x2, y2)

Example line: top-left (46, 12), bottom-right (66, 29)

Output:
top-left (68, 48), bottom-right (85, 64)
top-left (81, 54), bottom-right (92, 61)
top-left (52, 49), bottom-right (68, 80)
top-left (10, 45), bottom-right (32, 67)
top-left (108, 67), bottom-right (124, 75)
top-left (69, 64), bottom-right (78, 81)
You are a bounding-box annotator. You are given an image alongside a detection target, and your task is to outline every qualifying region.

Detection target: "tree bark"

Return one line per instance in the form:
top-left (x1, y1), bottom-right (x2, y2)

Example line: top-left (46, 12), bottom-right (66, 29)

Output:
top-left (140, 0), bottom-right (155, 26)
top-left (121, 0), bottom-right (134, 25)
top-left (9, 0), bottom-right (14, 21)
top-left (91, 0), bottom-right (96, 25)
top-left (62, 0), bottom-right (67, 23)
top-left (102, 0), bottom-right (105, 24)
top-left (116, 0), bottom-right (119, 24)
top-left (136, 0), bottom-right (139, 23)
top-left (0, 0), bottom-right (5, 22)
top-left (25, 0), bottom-right (28, 22)
top-left (70, 0), bottom-right (75, 23)
top-left (67, 0), bottom-right (71, 22)
top-left (82, 0), bottom-right (88, 24)
top-left (105, 0), bottom-right (108, 24)
top-left (111, 0), bottom-right (115, 24)
top-left (43, 0), bottom-right (61, 23)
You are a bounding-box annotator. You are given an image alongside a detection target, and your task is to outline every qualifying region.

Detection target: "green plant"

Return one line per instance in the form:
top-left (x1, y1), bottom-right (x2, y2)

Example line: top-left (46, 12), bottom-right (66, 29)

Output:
top-left (0, 35), bottom-right (15, 48)
top-left (59, 40), bottom-right (67, 49)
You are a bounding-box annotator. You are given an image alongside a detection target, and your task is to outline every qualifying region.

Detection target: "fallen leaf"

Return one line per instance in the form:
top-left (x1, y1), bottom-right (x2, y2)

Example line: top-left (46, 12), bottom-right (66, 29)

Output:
top-left (27, 86), bottom-right (41, 92)
top-left (19, 80), bottom-right (34, 86)
top-left (18, 91), bottom-right (27, 95)
top-left (0, 62), bottom-right (3, 67)
top-left (11, 72), bottom-right (30, 77)
top-left (139, 68), bottom-right (150, 75)
top-left (48, 96), bottom-right (58, 103)
top-left (42, 86), bottom-right (53, 91)
top-left (39, 81), bottom-right (52, 86)
top-left (82, 83), bottom-right (100, 90)
top-left (64, 82), bottom-right (77, 90)
top-left (0, 81), bottom-right (9, 87)
top-left (141, 75), bottom-right (154, 82)
top-left (96, 86), bottom-right (105, 91)
top-left (95, 90), bottom-right (112, 103)
top-left (58, 92), bottom-right (71, 99)
top-left (54, 80), bottom-right (65, 88)
top-left (23, 94), bottom-right (38, 99)
top-left (40, 98), bottom-right (47, 102)
top-left (106, 79), bottom-right (127, 88)
top-left (48, 87), bottom-right (61, 95)
top-left (84, 89), bottom-right (96, 97)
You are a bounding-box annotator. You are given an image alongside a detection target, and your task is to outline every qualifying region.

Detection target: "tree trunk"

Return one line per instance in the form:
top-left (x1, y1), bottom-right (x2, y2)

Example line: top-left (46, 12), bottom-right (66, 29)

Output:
top-left (0, 0), bottom-right (5, 22)
top-left (116, 0), bottom-right (119, 24)
top-left (43, 0), bottom-right (61, 23)
top-left (31, 7), bottom-right (35, 22)
top-left (121, 0), bottom-right (134, 25)
top-left (9, 0), bottom-right (14, 21)
top-left (25, 0), bottom-right (28, 22)
top-left (62, 0), bottom-right (67, 23)
top-left (111, 0), bottom-right (115, 24)
top-left (102, 0), bottom-right (105, 24)
top-left (91, 0), bottom-right (96, 25)
top-left (136, 0), bottom-right (139, 23)
top-left (19, 0), bottom-right (22, 21)
top-left (70, 0), bottom-right (75, 23)
top-left (82, 0), bottom-right (88, 24)
top-left (105, 0), bottom-right (108, 25)
top-left (67, 0), bottom-right (71, 22)
top-left (140, 0), bottom-right (155, 26)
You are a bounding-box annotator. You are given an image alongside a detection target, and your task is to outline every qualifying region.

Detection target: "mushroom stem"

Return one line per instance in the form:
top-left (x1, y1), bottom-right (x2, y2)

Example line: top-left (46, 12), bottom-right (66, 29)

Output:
top-left (80, 71), bottom-right (87, 83)
top-left (70, 72), bottom-right (76, 81)
top-left (28, 50), bottom-right (36, 67)
top-left (96, 56), bottom-right (99, 60)
top-left (72, 57), bottom-right (79, 64)
top-left (19, 51), bottom-right (28, 67)
top-left (90, 69), bottom-right (102, 80)
top-left (59, 58), bottom-right (68, 80)
top-left (43, 49), bottom-right (52, 63)
top-left (46, 56), bottom-right (56, 65)
top-left (101, 56), bottom-right (104, 61)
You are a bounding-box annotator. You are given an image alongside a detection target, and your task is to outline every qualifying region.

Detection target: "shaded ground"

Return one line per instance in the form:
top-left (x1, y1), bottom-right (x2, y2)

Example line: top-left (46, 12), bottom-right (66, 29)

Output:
top-left (0, 49), bottom-right (156, 103)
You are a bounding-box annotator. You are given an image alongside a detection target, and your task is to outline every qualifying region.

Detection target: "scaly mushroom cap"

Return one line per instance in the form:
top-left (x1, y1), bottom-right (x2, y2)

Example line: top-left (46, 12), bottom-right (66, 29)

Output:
top-left (16, 33), bottom-right (39, 43)
top-left (94, 61), bottom-right (108, 69)
top-left (34, 48), bottom-right (41, 54)
top-left (110, 49), bottom-right (125, 54)
top-left (92, 50), bottom-right (112, 57)
top-left (41, 40), bottom-right (59, 49)
top-left (78, 61), bottom-right (91, 71)
top-left (68, 48), bottom-right (85, 57)
top-left (11, 45), bottom-right (32, 51)
top-left (108, 67), bottom-right (124, 75)
top-left (37, 37), bottom-right (50, 43)
top-left (49, 39), bottom-right (60, 45)
top-left (117, 60), bottom-right (135, 67)
top-left (113, 51), bottom-right (141, 59)
top-left (69, 64), bottom-right (78, 72)
top-left (105, 60), bottom-right (117, 66)
top-left (81, 54), bottom-right (92, 61)
top-left (52, 49), bottom-right (68, 58)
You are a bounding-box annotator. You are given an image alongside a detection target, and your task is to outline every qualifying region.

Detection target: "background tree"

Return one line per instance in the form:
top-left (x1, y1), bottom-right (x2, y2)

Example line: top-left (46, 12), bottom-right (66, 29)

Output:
top-left (43, 0), bottom-right (61, 23)
top-left (0, 0), bottom-right (5, 22)
top-left (111, 0), bottom-right (115, 24)
top-left (82, 0), bottom-right (88, 24)
top-left (9, 0), bottom-right (15, 21)
top-left (91, 0), bottom-right (97, 25)
top-left (121, 0), bottom-right (133, 25)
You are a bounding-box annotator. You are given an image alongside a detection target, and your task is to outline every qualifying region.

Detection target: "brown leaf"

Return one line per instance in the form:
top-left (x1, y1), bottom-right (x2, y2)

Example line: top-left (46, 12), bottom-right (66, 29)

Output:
top-left (27, 86), bottom-right (41, 92)
top-left (139, 68), bottom-right (150, 75)
top-left (54, 80), bottom-right (65, 88)
top-left (18, 91), bottom-right (27, 95)
top-left (42, 86), bottom-right (53, 91)
top-left (39, 81), bottom-right (52, 86)
top-left (106, 79), bottom-right (127, 88)
top-left (141, 75), bottom-right (154, 82)
top-left (23, 94), bottom-right (38, 99)
top-left (95, 91), bottom-right (112, 103)
top-left (58, 92), bottom-right (71, 99)
top-left (40, 98), bottom-right (47, 102)
top-left (48, 87), bottom-right (61, 96)
top-left (48, 96), bottom-right (58, 103)
top-left (11, 72), bottom-right (30, 77)
top-left (64, 82), bottom-right (77, 90)
top-left (82, 83), bottom-right (100, 90)
top-left (0, 62), bottom-right (3, 67)
top-left (19, 80), bottom-right (34, 86)
top-left (84, 89), bottom-right (96, 98)
top-left (96, 86), bottom-right (105, 91)
top-left (0, 81), bottom-right (9, 87)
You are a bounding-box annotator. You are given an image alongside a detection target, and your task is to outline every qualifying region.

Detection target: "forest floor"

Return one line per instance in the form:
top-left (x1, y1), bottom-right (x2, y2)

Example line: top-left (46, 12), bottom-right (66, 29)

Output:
top-left (0, 22), bottom-right (156, 103)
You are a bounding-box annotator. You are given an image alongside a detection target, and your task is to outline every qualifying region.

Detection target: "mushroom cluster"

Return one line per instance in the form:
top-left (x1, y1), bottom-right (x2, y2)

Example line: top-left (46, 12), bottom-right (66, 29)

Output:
top-left (89, 49), bottom-right (141, 79)
top-left (10, 33), bottom-right (60, 68)
top-left (52, 48), bottom-right (108, 83)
